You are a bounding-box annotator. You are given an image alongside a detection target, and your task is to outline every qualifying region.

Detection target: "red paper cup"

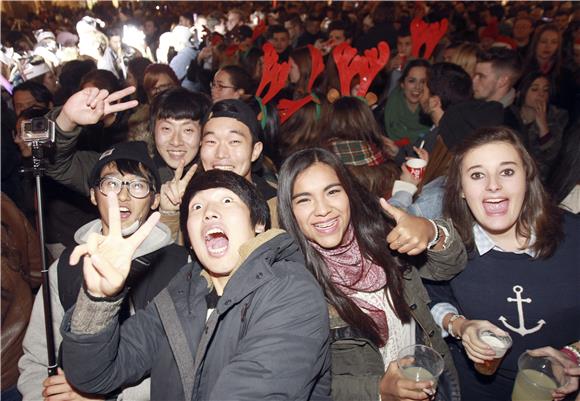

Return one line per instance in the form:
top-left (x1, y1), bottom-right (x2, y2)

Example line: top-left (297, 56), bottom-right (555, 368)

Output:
top-left (405, 158), bottom-right (427, 180)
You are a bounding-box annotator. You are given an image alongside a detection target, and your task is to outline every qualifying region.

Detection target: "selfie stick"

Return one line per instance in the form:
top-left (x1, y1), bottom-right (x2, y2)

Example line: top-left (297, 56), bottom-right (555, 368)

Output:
top-left (31, 142), bottom-right (58, 377)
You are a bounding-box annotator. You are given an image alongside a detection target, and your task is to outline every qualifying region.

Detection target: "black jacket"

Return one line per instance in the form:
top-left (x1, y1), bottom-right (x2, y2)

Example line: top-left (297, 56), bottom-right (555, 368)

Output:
top-left (61, 230), bottom-right (332, 401)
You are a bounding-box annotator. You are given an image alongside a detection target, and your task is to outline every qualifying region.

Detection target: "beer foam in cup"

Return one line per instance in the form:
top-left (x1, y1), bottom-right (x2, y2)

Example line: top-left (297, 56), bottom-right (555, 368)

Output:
top-left (405, 158), bottom-right (427, 180)
top-left (479, 331), bottom-right (512, 357)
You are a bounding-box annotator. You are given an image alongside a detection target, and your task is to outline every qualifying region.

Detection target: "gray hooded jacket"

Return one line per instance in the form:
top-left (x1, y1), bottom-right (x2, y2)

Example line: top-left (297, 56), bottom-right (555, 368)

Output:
top-left (17, 220), bottom-right (175, 401)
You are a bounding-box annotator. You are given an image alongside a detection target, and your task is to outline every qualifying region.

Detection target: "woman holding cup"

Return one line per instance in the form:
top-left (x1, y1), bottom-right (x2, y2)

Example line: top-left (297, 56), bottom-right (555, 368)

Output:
top-left (278, 148), bottom-right (466, 401)
top-left (432, 126), bottom-right (580, 401)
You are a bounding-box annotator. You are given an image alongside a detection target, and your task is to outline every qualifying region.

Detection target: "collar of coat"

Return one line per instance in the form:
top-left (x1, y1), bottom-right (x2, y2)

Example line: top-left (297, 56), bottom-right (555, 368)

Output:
top-left (200, 228), bottom-right (288, 291)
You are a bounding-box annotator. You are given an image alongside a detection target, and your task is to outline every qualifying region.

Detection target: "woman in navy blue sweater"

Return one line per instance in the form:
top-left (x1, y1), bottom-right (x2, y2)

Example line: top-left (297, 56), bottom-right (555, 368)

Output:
top-left (431, 126), bottom-right (580, 401)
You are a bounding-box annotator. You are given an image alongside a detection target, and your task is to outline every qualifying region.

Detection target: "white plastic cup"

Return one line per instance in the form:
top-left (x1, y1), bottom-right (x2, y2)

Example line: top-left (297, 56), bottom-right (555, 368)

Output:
top-left (474, 330), bottom-right (512, 375)
top-left (398, 345), bottom-right (444, 392)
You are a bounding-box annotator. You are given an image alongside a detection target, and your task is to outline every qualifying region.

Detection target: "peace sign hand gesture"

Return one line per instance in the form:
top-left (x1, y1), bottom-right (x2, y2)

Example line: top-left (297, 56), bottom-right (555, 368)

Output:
top-left (69, 194), bottom-right (160, 298)
top-left (160, 160), bottom-right (197, 213)
top-left (56, 86), bottom-right (139, 132)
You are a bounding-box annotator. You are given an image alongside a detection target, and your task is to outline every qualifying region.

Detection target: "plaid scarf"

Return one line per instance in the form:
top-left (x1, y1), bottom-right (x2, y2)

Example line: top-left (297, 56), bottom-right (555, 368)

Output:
top-left (310, 224), bottom-right (389, 345)
top-left (328, 139), bottom-right (387, 167)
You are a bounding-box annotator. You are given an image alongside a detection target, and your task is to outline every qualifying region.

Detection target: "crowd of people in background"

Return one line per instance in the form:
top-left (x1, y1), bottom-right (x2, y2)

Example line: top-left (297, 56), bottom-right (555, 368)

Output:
top-left (1, 1), bottom-right (579, 401)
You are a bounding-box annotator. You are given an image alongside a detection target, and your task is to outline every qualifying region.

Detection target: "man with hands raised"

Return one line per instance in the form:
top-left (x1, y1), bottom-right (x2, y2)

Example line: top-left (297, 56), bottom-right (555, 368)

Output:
top-left (46, 86), bottom-right (210, 198)
top-left (18, 142), bottom-right (188, 401)
top-left (59, 170), bottom-right (331, 401)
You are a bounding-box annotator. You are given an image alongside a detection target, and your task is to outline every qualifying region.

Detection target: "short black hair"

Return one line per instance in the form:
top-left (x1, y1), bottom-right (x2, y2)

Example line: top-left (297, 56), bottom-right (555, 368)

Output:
top-left (237, 25), bottom-right (253, 41)
top-left (477, 47), bottom-right (522, 85)
top-left (13, 81), bottom-right (53, 106)
top-left (397, 24), bottom-right (411, 38)
top-left (149, 87), bottom-right (211, 133)
top-left (80, 69), bottom-right (121, 93)
top-left (17, 106), bottom-right (50, 120)
top-left (179, 170), bottom-right (271, 251)
top-left (180, 13), bottom-right (193, 23)
top-left (267, 24), bottom-right (289, 39)
top-left (427, 62), bottom-right (473, 111)
top-left (305, 15), bottom-right (322, 23)
top-left (328, 20), bottom-right (353, 39)
top-left (284, 13), bottom-right (302, 27)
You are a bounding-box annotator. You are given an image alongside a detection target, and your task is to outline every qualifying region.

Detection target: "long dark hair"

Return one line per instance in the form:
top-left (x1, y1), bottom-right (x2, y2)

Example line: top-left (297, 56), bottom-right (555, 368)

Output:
top-left (516, 71), bottom-right (551, 108)
top-left (323, 96), bottom-right (399, 198)
top-left (277, 148), bottom-right (411, 347)
top-left (289, 46), bottom-right (324, 98)
top-left (323, 96), bottom-right (386, 149)
top-left (398, 58), bottom-right (431, 86)
top-left (444, 126), bottom-right (563, 259)
top-left (523, 24), bottom-right (563, 77)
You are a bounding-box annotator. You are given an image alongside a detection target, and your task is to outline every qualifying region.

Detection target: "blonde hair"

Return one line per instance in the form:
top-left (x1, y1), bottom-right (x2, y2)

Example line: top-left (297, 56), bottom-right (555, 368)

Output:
top-left (449, 43), bottom-right (479, 78)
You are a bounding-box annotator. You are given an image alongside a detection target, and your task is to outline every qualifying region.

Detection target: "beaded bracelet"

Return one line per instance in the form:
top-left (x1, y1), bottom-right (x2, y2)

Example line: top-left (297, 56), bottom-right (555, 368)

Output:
top-left (561, 344), bottom-right (580, 367)
top-left (426, 219), bottom-right (440, 249)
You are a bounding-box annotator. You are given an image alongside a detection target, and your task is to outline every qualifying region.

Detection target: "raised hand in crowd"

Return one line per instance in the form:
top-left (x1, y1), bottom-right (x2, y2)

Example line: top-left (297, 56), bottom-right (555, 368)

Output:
top-left (533, 99), bottom-right (549, 137)
top-left (159, 160), bottom-right (197, 213)
top-left (55, 86), bottom-right (138, 132)
top-left (69, 193), bottom-right (159, 298)
top-left (42, 368), bottom-right (104, 401)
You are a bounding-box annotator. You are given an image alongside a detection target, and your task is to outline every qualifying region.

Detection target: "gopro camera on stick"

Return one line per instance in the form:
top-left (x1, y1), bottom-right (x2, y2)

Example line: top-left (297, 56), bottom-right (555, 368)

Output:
top-left (20, 117), bottom-right (55, 144)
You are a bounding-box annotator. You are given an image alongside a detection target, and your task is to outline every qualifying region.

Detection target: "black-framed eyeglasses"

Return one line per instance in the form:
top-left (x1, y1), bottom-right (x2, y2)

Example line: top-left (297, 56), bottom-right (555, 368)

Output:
top-left (210, 81), bottom-right (236, 91)
top-left (98, 176), bottom-right (151, 198)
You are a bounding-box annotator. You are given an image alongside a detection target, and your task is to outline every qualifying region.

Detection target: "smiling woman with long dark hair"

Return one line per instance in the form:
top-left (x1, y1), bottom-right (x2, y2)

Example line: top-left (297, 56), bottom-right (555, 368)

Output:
top-left (277, 147), bottom-right (466, 401)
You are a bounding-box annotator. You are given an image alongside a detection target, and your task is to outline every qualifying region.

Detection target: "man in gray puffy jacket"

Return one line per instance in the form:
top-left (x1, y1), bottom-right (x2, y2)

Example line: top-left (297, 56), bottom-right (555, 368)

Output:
top-left (60, 169), bottom-right (331, 401)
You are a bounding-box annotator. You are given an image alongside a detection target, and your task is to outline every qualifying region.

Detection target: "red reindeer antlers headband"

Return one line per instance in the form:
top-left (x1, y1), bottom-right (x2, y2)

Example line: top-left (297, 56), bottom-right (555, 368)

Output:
top-left (329, 41), bottom-right (390, 104)
top-left (255, 42), bottom-right (289, 105)
top-left (410, 17), bottom-right (449, 60)
top-left (255, 42), bottom-right (289, 128)
top-left (277, 45), bottom-right (324, 124)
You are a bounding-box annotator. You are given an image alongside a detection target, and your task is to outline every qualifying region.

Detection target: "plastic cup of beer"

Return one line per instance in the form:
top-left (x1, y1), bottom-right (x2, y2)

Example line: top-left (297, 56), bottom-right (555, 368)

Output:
top-left (474, 330), bottom-right (513, 375)
top-left (511, 351), bottom-right (569, 401)
top-left (397, 345), bottom-right (445, 392)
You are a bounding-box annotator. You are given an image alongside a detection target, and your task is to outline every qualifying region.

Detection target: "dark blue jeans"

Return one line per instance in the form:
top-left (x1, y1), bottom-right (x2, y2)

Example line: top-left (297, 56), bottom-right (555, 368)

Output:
top-left (2, 386), bottom-right (23, 401)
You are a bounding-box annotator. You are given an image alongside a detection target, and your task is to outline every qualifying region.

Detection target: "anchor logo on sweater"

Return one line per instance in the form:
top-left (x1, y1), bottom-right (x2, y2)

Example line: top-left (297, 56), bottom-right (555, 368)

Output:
top-left (499, 285), bottom-right (546, 336)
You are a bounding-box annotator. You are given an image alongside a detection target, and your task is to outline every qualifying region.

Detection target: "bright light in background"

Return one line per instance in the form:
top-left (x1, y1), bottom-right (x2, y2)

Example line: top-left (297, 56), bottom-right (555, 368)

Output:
top-left (501, 0), bottom-right (509, 5)
top-left (123, 25), bottom-right (145, 49)
top-left (156, 5), bottom-right (160, 10)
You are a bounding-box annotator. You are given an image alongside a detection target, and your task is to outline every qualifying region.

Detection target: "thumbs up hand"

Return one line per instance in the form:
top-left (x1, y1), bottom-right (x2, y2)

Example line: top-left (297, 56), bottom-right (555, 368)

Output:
top-left (380, 198), bottom-right (437, 256)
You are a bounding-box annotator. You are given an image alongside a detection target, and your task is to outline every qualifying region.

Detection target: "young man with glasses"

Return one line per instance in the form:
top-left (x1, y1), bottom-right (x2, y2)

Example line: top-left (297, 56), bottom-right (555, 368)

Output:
top-left (18, 141), bottom-right (189, 401)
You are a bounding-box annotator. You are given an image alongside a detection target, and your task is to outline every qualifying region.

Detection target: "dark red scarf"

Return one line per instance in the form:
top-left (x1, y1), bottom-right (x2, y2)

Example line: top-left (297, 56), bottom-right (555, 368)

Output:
top-left (310, 224), bottom-right (389, 344)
